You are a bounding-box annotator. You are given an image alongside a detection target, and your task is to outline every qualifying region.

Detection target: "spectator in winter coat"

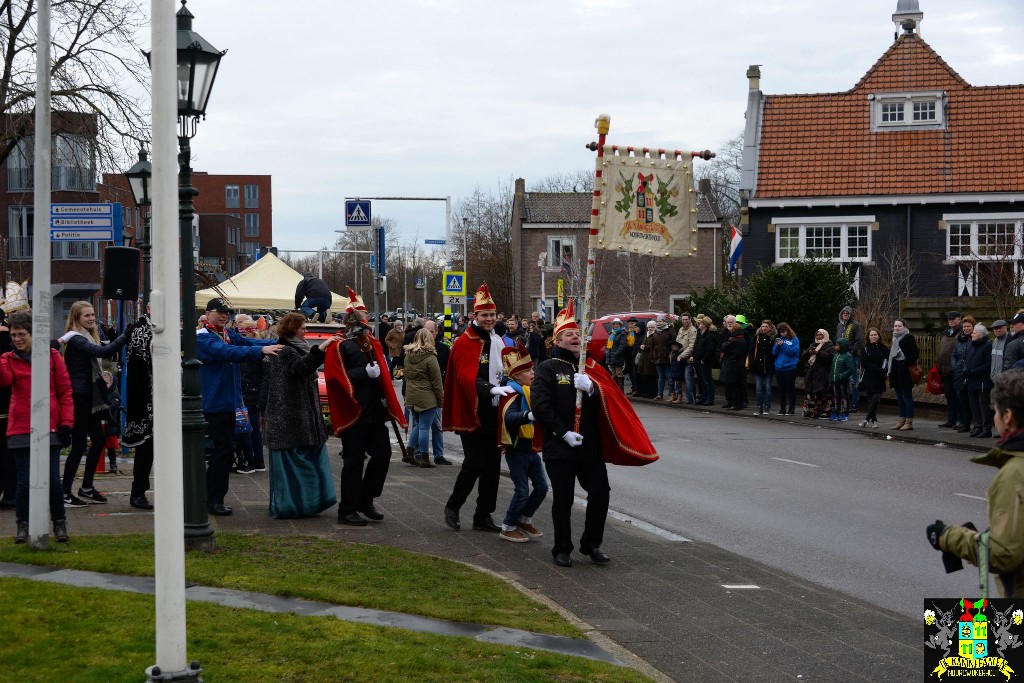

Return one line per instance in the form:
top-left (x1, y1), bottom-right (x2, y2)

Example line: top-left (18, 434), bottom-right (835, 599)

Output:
top-left (294, 272), bottom-right (333, 323)
top-left (887, 318), bottom-right (919, 431)
top-left (692, 316), bottom-right (718, 406)
top-left (857, 328), bottom-right (889, 428)
top-left (235, 320), bottom-right (268, 473)
top-left (772, 322), bottom-right (799, 415)
top-left (627, 319), bottom-right (645, 396)
top-left (749, 320), bottom-right (776, 416)
top-left (720, 315), bottom-right (749, 411)
top-left (384, 320), bottom-right (405, 374)
top-left (965, 324), bottom-right (994, 438)
top-left (802, 329), bottom-right (835, 419)
top-left (668, 341), bottom-right (684, 402)
top-left (1001, 312), bottom-right (1024, 372)
top-left (828, 338), bottom-right (856, 421)
top-left (604, 318), bottom-right (628, 391)
top-left (991, 320), bottom-right (1009, 383)
top-left (647, 317), bottom-right (674, 400)
top-left (636, 321), bottom-right (658, 399)
top-left (836, 306), bottom-right (863, 410)
top-left (936, 311), bottom-right (962, 429)
top-left (675, 313), bottom-right (698, 403)
top-left (58, 301), bottom-right (131, 507)
top-left (952, 316), bottom-right (976, 433)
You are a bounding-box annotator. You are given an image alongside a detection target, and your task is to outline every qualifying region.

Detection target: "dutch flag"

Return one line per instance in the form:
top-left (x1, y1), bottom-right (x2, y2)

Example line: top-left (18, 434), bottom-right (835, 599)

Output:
top-left (728, 225), bottom-right (742, 274)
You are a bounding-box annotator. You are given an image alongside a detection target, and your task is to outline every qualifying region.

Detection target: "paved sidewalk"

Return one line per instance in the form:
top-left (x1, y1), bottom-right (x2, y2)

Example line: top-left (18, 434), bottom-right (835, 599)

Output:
top-left (7, 403), bottom-right (933, 683)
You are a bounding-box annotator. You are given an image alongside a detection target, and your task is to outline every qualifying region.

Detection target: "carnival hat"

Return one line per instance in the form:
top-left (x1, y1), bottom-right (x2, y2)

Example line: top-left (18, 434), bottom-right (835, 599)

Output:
top-left (501, 340), bottom-right (533, 378)
top-left (473, 282), bottom-right (496, 312)
top-left (0, 280), bottom-right (29, 314)
top-left (345, 286), bottom-right (367, 313)
top-left (553, 298), bottom-right (579, 338)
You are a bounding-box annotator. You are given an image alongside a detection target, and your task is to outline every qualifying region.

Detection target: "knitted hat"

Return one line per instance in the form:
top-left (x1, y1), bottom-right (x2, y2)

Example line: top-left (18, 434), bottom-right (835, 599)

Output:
top-left (501, 340), bottom-right (533, 378)
top-left (473, 282), bottom-right (496, 312)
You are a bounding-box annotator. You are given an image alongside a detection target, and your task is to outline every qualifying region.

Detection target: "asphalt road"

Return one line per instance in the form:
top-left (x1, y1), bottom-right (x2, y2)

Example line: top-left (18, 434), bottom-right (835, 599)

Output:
top-left (604, 402), bottom-right (992, 619)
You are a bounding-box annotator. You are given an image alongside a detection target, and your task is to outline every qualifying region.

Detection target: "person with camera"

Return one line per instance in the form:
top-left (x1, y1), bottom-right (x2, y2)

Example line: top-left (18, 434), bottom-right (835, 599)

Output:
top-left (1, 311), bottom-right (74, 543)
top-left (927, 369), bottom-right (1024, 597)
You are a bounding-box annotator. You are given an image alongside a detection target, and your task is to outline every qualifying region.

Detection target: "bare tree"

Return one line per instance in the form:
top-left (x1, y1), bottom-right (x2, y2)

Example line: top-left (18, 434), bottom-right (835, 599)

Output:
top-left (1, 0), bottom-right (150, 169)
top-left (529, 169), bottom-right (594, 193)
top-left (858, 244), bottom-right (919, 332)
top-left (454, 182), bottom-right (515, 308)
top-left (694, 132), bottom-right (742, 226)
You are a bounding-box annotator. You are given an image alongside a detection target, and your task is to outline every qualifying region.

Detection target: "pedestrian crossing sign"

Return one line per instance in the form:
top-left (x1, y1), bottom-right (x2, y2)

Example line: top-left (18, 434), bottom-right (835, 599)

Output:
top-left (442, 271), bottom-right (466, 296)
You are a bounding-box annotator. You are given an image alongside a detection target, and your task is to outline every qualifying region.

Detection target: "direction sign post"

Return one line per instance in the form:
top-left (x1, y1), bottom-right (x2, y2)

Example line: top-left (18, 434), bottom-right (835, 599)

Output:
top-left (425, 239), bottom-right (446, 245)
top-left (49, 202), bottom-right (120, 241)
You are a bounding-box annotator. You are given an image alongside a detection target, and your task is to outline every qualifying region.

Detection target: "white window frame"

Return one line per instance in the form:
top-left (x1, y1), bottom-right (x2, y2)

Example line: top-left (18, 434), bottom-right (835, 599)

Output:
top-left (869, 91), bottom-right (946, 131)
top-left (772, 216), bottom-right (874, 264)
top-left (944, 213), bottom-right (1024, 261)
top-left (547, 235), bottom-right (576, 271)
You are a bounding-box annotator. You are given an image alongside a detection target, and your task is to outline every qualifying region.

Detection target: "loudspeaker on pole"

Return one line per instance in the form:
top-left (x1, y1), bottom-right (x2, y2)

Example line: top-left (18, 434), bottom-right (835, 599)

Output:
top-left (102, 246), bottom-right (142, 301)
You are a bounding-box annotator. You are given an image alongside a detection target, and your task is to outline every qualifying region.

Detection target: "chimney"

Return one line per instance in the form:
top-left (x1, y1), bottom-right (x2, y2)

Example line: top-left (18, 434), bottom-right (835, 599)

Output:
top-left (739, 66), bottom-right (762, 198)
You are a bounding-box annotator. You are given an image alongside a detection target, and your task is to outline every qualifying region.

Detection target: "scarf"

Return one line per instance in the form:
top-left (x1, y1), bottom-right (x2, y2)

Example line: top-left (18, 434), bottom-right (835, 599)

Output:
top-left (887, 330), bottom-right (907, 375)
top-left (284, 337), bottom-right (311, 354)
top-left (202, 321), bottom-right (230, 344)
top-left (807, 329), bottom-right (830, 367)
top-left (486, 325), bottom-right (503, 405)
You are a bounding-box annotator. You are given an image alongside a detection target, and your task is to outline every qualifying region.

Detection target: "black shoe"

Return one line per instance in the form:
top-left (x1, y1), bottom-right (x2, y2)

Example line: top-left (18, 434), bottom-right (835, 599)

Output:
top-left (338, 511), bottom-right (368, 526)
top-left (955, 424), bottom-right (972, 433)
top-left (433, 458), bottom-right (453, 465)
top-left (53, 519), bottom-right (69, 543)
top-left (207, 503), bottom-right (233, 516)
top-left (979, 428), bottom-right (993, 438)
top-left (443, 506), bottom-right (461, 530)
top-left (359, 501), bottom-right (384, 521)
top-left (937, 422), bottom-right (955, 428)
top-left (581, 547), bottom-right (611, 564)
top-left (472, 515), bottom-right (501, 532)
top-left (130, 495), bottom-right (154, 510)
top-left (553, 552), bottom-right (573, 567)
top-left (722, 404), bottom-right (734, 410)
top-left (78, 487), bottom-right (108, 504)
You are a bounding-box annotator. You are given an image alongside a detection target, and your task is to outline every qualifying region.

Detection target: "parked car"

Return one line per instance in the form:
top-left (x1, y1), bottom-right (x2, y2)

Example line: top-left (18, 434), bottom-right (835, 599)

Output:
top-left (586, 311), bottom-right (666, 364)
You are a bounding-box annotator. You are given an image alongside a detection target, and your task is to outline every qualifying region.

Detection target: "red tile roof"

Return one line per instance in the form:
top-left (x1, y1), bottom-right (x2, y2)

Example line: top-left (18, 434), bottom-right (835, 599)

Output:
top-left (754, 33), bottom-right (1024, 198)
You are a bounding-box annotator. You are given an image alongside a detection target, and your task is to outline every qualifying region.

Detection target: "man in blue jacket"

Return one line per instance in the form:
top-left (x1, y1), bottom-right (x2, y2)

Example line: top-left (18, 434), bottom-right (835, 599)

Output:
top-left (197, 298), bottom-right (282, 515)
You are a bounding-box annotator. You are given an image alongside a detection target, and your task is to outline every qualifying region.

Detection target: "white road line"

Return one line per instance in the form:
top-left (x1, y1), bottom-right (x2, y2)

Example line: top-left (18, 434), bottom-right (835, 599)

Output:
top-left (954, 493), bottom-right (987, 502)
top-left (574, 495), bottom-right (692, 542)
top-left (770, 457), bottom-right (820, 468)
top-left (721, 584), bottom-right (762, 590)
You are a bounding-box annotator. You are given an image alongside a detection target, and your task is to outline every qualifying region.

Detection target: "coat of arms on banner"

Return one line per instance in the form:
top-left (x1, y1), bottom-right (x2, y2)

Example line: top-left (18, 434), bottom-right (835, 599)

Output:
top-left (594, 147), bottom-right (698, 258)
top-left (924, 598), bottom-right (1024, 679)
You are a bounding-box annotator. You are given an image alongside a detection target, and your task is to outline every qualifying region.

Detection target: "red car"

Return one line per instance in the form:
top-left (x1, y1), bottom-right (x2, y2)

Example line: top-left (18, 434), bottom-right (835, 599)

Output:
top-left (304, 323), bottom-right (346, 425)
top-left (586, 311), bottom-right (667, 363)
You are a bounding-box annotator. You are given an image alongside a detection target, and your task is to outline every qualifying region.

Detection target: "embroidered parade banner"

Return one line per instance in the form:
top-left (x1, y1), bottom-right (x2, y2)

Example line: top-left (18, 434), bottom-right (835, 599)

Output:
top-left (593, 146), bottom-right (698, 258)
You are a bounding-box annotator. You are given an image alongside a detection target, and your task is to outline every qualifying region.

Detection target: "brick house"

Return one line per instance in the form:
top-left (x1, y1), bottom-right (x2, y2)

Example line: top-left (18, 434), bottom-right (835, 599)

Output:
top-left (738, 3), bottom-right (1024, 299)
top-left (510, 177), bottom-right (724, 318)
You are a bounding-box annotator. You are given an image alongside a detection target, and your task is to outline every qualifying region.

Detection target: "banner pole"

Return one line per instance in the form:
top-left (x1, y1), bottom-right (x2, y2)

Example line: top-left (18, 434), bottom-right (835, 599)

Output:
top-left (574, 114), bottom-right (610, 431)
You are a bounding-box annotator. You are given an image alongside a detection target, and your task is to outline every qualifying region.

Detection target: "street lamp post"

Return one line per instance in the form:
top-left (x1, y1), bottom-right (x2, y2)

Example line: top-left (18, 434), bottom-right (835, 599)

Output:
top-left (125, 148), bottom-right (153, 310)
top-left (175, 0), bottom-right (225, 551)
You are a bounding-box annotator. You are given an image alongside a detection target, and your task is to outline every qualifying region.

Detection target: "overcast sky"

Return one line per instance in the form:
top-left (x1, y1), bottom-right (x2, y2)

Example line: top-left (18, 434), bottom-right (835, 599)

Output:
top-left (180, 0), bottom-right (1024, 255)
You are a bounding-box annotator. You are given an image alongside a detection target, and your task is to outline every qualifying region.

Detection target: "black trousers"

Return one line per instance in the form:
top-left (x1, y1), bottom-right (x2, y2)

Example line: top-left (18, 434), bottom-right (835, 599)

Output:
top-left (0, 418), bottom-right (12, 502)
top-left (130, 438), bottom-right (153, 498)
top-left (447, 424), bottom-right (500, 520)
top-left (544, 457), bottom-right (610, 556)
top-left (204, 411), bottom-right (235, 505)
top-left (62, 393), bottom-right (106, 494)
top-left (338, 420), bottom-right (391, 515)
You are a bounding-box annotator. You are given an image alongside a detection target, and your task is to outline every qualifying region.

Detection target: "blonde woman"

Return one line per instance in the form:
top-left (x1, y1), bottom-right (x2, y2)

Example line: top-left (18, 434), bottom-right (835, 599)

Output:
top-left (57, 301), bottom-right (132, 507)
top-left (403, 328), bottom-right (444, 467)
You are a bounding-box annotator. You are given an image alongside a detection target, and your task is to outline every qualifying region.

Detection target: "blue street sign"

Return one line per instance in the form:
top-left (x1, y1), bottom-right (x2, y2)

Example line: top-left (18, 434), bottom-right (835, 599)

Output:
top-left (369, 254), bottom-right (375, 271)
top-left (378, 225), bottom-right (386, 276)
top-left (425, 239), bottom-right (446, 245)
top-left (442, 271), bottom-right (465, 296)
top-left (50, 202), bottom-right (121, 241)
top-left (345, 200), bottom-right (372, 228)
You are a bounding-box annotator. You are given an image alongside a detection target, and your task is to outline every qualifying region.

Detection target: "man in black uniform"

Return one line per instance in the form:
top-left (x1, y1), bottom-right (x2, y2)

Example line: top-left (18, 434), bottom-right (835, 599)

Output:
top-left (531, 302), bottom-right (611, 568)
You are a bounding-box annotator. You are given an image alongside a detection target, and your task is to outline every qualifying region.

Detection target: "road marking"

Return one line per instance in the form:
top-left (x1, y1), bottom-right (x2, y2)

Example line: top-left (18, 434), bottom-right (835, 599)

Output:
top-left (954, 493), bottom-right (986, 502)
top-left (721, 584), bottom-right (762, 590)
top-left (770, 457), bottom-right (820, 468)
top-left (575, 496), bottom-right (692, 542)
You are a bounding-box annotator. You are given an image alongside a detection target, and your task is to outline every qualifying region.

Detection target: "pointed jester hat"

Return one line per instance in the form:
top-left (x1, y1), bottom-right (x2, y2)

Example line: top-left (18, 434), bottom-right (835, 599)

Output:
top-left (501, 340), bottom-right (533, 379)
top-left (553, 298), bottom-right (579, 339)
top-left (473, 282), bottom-right (496, 312)
top-left (345, 286), bottom-right (367, 314)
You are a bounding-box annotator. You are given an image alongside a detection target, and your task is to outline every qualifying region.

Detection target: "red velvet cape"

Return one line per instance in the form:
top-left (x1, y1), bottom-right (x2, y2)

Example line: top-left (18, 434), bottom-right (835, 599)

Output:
top-left (441, 325), bottom-right (487, 433)
top-left (584, 358), bottom-right (658, 466)
top-left (324, 336), bottom-right (406, 435)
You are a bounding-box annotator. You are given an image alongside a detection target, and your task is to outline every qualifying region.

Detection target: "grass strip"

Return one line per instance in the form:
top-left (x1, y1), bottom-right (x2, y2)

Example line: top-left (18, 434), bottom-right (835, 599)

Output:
top-left (2, 577), bottom-right (650, 682)
top-left (0, 533), bottom-right (577, 636)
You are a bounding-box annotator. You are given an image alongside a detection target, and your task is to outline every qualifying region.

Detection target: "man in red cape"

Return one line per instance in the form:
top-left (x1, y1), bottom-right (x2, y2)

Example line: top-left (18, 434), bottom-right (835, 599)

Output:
top-left (531, 299), bottom-right (657, 568)
top-left (323, 287), bottom-right (405, 526)
top-left (441, 283), bottom-right (510, 533)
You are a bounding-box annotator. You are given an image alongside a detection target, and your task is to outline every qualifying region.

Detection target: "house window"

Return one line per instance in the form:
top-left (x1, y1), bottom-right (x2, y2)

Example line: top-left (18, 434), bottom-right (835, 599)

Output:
top-left (245, 213), bottom-right (259, 237)
top-left (870, 91), bottom-right (945, 131)
top-left (773, 216), bottom-right (874, 264)
top-left (244, 184), bottom-right (259, 208)
top-left (945, 215), bottom-right (1024, 261)
top-left (242, 241), bottom-right (259, 262)
top-left (547, 236), bottom-right (575, 278)
top-left (225, 185), bottom-right (240, 209)
top-left (6, 135), bottom-right (95, 191)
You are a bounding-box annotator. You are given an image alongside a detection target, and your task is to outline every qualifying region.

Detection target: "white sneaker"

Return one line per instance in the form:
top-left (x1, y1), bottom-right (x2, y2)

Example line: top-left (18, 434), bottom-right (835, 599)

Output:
top-left (870, 420), bottom-right (879, 429)
top-left (858, 419), bottom-right (868, 427)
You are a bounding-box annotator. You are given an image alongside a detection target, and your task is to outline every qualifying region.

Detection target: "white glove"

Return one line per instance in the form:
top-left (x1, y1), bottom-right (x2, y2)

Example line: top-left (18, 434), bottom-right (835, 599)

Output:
top-left (527, 411), bottom-right (534, 422)
top-left (562, 431), bottom-right (584, 447)
top-left (489, 385), bottom-right (515, 397)
top-left (365, 363), bottom-right (381, 379)
top-left (573, 373), bottom-right (594, 394)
